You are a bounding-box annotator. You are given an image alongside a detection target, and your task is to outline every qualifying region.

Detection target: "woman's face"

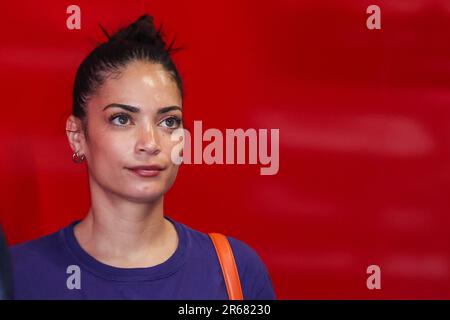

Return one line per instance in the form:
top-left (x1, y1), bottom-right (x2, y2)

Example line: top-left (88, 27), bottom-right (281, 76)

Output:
top-left (71, 60), bottom-right (183, 203)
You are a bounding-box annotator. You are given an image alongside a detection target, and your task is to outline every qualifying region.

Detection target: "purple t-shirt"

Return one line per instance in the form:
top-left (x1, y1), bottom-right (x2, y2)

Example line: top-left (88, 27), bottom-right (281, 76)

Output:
top-left (10, 216), bottom-right (276, 300)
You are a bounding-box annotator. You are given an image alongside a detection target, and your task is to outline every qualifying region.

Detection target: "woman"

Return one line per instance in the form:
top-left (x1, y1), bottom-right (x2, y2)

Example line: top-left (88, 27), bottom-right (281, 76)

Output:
top-left (10, 14), bottom-right (276, 300)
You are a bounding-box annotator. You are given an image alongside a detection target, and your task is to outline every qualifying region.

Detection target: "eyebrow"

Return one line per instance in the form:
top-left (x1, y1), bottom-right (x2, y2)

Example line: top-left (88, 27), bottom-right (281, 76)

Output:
top-left (102, 103), bottom-right (182, 114)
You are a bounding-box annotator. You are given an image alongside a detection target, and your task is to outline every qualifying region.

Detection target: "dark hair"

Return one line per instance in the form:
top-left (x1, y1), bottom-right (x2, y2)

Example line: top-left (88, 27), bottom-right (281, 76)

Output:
top-left (72, 14), bottom-right (183, 139)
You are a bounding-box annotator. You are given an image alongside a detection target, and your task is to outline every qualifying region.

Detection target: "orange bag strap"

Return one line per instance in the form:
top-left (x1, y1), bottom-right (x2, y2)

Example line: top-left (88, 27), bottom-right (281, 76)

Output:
top-left (208, 233), bottom-right (244, 300)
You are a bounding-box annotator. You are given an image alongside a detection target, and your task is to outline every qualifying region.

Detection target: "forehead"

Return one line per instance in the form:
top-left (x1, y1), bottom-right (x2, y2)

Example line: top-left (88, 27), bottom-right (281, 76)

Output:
top-left (89, 60), bottom-right (182, 111)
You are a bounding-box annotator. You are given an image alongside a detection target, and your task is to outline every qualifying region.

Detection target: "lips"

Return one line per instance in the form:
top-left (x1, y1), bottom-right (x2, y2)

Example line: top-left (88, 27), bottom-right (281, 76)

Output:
top-left (128, 165), bottom-right (164, 171)
top-left (126, 165), bottom-right (164, 177)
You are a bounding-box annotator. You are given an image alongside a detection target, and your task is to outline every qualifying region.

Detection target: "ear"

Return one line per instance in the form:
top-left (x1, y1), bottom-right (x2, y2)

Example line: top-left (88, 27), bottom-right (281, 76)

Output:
top-left (66, 115), bottom-right (86, 154)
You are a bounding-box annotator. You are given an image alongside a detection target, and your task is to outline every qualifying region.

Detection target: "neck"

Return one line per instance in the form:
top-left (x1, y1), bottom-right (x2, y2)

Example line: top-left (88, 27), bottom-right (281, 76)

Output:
top-left (74, 177), bottom-right (177, 268)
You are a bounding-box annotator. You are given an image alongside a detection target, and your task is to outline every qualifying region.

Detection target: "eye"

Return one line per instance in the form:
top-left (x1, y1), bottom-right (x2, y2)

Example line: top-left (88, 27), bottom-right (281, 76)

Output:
top-left (109, 113), bottom-right (132, 126)
top-left (159, 116), bottom-right (182, 129)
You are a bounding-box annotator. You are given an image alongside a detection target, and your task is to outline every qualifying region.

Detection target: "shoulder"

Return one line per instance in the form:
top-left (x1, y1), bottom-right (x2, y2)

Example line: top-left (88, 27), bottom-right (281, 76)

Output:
top-left (10, 226), bottom-right (80, 299)
top-left (226, 235), bottom-right (276, 300)
top-left (10, 229), bottom-right (61, 256)
top-left (176, 220), bottom-right (261, 265)
top-left (176, 220), bottom-right (276, 299)
top-left (10, 228), bottom-right (67, 275)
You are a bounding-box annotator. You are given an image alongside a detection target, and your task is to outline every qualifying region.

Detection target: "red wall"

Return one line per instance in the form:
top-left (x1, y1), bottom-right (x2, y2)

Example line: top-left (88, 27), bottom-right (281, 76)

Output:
top-left (1, 0), bottom-right (449, 299)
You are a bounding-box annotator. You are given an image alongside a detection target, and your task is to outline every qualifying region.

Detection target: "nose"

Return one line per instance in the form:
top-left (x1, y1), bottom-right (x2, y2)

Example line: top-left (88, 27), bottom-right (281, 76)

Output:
top-left (135, 121), bottom-right (161, 155)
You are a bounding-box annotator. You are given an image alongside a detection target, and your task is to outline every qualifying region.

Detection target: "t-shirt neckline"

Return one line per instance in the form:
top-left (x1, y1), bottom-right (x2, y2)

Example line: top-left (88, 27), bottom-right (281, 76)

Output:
top-left (61, 215), bottom-right (189, 282)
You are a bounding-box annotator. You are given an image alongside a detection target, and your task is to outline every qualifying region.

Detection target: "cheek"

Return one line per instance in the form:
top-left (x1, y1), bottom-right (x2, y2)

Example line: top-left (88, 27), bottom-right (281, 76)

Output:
top-left (159, 134), bottom-right (181, 180)
top-left (90, 131), bottom-right (130, 166)
top-left (159, 132), bottom-right (180, 164)
top-left (163, 162), bottom-right (180, 192)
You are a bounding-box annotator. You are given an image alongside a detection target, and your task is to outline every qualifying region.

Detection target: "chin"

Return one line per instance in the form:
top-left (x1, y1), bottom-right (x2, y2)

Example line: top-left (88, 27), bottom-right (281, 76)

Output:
top-left (124, 191), bottom-right (164, 203)
top-left (129, 184), bottom-right (166, 199)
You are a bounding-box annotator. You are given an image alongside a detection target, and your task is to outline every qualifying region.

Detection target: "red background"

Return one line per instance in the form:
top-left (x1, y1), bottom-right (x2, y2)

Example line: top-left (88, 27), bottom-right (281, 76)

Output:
top-left (1, 0), bottom-right (449, 299)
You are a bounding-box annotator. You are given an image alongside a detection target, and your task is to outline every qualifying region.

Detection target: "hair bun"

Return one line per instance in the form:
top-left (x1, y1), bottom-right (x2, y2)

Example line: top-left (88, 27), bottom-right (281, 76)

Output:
top-left (101, 14), bottom-right (166, 49)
